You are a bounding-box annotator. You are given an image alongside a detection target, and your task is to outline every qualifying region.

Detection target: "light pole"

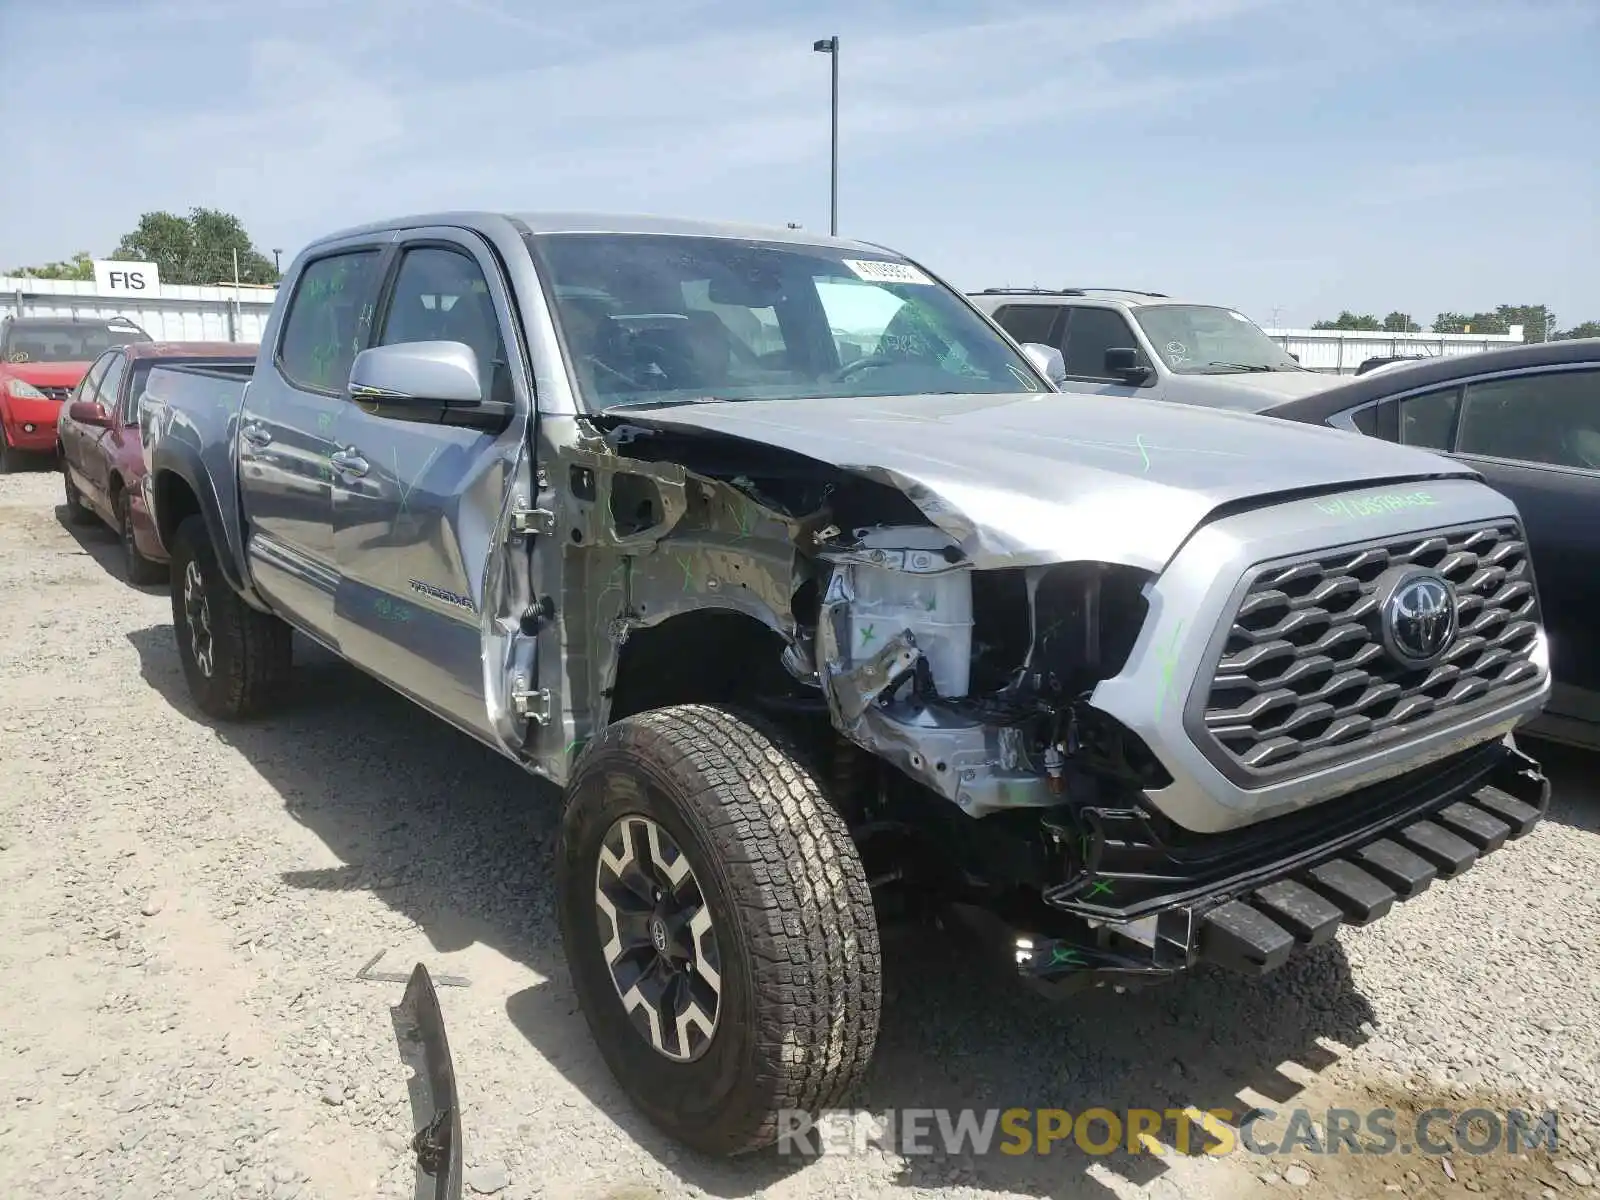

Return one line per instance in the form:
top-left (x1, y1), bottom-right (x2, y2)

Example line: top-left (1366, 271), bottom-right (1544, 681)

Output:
top-left (272, 248), bottom-right (282, 274)
top-left (813, 35), bottom-right (839, 236)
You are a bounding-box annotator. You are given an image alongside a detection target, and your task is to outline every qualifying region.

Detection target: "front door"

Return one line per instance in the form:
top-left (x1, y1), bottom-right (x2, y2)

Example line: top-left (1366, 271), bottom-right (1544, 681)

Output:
top-left (331, 233), bottom-right (532, 742)
top-left (237, 245), bottom-right (387, 648)
top-left (63, 352), bottom-right (114, 509)
top-left (1448, 366), bottom-right (1600, 712)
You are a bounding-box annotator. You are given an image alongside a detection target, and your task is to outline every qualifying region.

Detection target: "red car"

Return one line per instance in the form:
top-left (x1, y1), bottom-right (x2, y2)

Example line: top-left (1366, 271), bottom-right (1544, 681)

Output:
top-left (59, 341), bottom-right (256, 584)
top-left (0, 315), bottom-right (153, 472)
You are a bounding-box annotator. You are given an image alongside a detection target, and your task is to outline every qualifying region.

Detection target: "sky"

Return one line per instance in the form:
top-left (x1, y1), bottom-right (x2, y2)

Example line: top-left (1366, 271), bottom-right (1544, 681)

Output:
top-left (1, 0), bottom-right (1596, 329)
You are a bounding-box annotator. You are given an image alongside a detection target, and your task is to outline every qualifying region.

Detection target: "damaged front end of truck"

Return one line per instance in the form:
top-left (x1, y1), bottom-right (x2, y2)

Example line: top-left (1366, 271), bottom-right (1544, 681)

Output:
top-left (519, 391), bottom-right (1553, 998)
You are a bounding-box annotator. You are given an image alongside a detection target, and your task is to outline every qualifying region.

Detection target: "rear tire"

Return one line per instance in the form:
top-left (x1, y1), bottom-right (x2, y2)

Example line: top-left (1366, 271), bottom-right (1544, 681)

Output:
top-left (169, 515), bottom-right (292, 719)
top-left (117, 491), bottom-right (167, 586)
top-left (557, 704), bottom-right (881, 1156)
top-left (62, 464), bottom-right (96, 525)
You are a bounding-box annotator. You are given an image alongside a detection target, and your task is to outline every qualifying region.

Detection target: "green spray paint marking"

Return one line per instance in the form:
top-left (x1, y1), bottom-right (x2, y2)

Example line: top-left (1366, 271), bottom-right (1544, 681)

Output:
top-left (1086, 880), bottom-right (1114, 899)
top-left (1153, 620), bottom-right (1186, 720)
top-left (1314, 490), bottom-right (1437, 520)
top-left (1050, 946), bottom-right (1085, 967)
top-left (1136, 433), bottom-right (1152, 473)
top-left (725, 499), bottom-right (753, 539)
top-left (677, 554), bottom-right (695, 591)
top-left (565, 737), bottom-right (587, 760)
top-left (859, 623), bottom-right (877, 648)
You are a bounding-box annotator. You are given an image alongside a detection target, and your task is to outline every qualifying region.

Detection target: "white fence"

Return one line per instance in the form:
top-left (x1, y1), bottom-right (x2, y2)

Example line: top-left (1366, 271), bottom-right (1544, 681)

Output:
top-left (1261, 326), bottom-right (1525, 375)
top-left (1, 276), bottom-right (278, 344)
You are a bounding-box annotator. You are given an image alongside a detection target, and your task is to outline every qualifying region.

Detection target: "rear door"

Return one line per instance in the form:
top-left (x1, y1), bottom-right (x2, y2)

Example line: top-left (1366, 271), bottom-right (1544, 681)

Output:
top-left (238, 242), bottom-right (388, 647)
top-left (331, 231), bottom-right (528, 741)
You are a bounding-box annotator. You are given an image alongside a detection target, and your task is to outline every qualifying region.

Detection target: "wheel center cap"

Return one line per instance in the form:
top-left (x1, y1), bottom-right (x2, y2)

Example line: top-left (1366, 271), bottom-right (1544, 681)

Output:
top-left (649, 916), bottom-right (669, 955)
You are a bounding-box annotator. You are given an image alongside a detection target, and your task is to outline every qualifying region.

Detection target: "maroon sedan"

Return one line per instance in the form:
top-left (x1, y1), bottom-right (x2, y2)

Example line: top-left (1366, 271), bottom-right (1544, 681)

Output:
top-left (59, 341), bottom-right (256, 584)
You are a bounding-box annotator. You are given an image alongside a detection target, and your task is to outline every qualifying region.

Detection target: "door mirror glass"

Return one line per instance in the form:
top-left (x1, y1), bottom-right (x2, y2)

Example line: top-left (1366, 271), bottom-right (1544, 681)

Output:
top-left (68, 400), bottom-right (111, 427)
top-left (348, 341), bottom-right (484, 409)
top-left (1020, 342), bottom-right (1066, 386)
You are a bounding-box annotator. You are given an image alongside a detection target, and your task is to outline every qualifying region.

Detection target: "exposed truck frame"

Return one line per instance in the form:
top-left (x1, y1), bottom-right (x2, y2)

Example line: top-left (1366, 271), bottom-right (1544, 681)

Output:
top-left (141, 212), bottom-right (1552, 1157)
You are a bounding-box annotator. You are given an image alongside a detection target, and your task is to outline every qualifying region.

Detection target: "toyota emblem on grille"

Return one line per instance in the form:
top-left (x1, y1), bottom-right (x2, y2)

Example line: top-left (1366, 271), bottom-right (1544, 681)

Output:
top-left (1377, 567), bottom-right (1458, 667)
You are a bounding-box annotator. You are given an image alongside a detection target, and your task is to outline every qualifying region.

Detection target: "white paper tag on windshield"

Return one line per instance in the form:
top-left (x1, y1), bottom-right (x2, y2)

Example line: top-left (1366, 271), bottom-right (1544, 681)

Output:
top-left (1227, 310), bottom-right (1251, 321)
top-left (843, 258), bottom-right (933, 286)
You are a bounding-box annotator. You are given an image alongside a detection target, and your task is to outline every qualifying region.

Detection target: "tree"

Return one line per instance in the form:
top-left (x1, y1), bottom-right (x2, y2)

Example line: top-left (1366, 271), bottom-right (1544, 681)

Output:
top-left (1433, 305), bottom-right (1555, 341)
top-left (112, 208), bottom-right (279, 286)
top-left (1382, 312), bottom-right (1420, 333)
top-left (5, 251), bottom-right (95, 280)
top-left (1554, 320), bottom-right (1600, 341)
top-left (1312, 311), bottom-right (1383, 331)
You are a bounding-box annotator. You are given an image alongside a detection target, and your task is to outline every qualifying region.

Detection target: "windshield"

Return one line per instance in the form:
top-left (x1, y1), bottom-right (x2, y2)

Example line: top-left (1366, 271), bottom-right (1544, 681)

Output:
top-left (527, 233), bottom-right (1046, 411)
top-left (1132, 305), bottom-right (1301, 374)
top-left (2, 321), bottom-right (151, 364)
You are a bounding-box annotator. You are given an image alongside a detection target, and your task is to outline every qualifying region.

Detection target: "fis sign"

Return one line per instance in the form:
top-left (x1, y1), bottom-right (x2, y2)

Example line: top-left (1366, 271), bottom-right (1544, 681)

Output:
top-left (92, 260), bottom-right (161, 295)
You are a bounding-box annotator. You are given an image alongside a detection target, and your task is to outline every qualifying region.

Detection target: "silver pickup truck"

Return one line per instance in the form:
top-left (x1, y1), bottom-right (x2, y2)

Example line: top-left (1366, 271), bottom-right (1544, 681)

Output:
top-left (139, 212), bottom-right (1553, 1157)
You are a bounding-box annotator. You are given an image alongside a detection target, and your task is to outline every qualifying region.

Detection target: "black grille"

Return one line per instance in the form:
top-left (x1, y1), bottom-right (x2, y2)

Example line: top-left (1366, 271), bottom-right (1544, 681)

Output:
top-left (39, 385), bottom-right (71, 401)
top-left (1197, 523), bottom-right (1541, 778)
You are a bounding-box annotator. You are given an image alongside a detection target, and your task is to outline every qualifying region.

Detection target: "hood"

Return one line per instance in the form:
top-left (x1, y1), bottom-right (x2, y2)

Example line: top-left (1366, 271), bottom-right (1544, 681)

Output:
top-left (616, 391), bottom-right (1479, 573)
top-left (1, 360), bottom-right (91, 389)
top-left (1164, 368), bottom-right (1341, 412)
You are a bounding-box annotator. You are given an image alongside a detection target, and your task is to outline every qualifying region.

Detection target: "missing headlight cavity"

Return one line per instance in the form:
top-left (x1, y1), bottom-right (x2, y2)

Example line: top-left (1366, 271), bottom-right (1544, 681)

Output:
top-left (971, 562), bottom-right (1151, 701)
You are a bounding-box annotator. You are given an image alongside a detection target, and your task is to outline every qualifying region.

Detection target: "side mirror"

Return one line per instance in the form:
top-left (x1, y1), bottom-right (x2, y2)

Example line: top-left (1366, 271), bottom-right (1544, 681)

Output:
top-left (1288, 352), bottom-right (1300, 363)
top-left (1020, 342), bottom-right (1067, 386)
top-left (1104, 347), bottom-right (1154, 384)
top-left (349, 341), bottom-right (484, 410)
top-left (68, 401), bottom-right (111, 428)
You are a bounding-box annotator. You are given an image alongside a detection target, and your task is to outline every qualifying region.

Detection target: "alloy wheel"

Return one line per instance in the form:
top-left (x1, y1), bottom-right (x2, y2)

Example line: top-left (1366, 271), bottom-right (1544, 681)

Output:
top-left (182, 559), bottom-right (215, 677)
top-left (593, 814), bottom-right (722, 1062)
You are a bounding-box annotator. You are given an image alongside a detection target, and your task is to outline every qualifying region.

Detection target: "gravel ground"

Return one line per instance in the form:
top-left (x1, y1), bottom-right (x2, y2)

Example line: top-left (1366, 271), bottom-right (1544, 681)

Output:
top-left (1, 463), bottom-right (1597, 1200)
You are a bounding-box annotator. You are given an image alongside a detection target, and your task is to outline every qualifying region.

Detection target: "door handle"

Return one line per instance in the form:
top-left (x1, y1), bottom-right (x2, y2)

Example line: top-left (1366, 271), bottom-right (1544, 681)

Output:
top-left (330, 448), bottom-right (370, 477)
top-left (240, 422), bottom-right (272, 447)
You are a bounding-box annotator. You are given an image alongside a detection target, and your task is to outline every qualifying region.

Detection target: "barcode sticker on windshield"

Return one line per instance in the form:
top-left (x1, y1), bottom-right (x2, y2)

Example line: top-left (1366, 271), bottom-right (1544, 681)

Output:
top-left (843, 259), bottom-right (933, 286)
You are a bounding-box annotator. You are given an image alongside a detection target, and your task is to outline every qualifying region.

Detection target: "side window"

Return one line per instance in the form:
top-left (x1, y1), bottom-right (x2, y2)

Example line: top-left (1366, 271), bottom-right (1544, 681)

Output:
top-left (991, 304), bottom-right (1059, 347)
top-left (1350, 405), bottom-right (1381, 435)
top-left (96, 353), bottom-right (128, 413)
top-left (1061, 307), bottom-right (1146, 381)
top-left (1398, 386), bottom-right (1461, 450)
top-left (377, 246), bottom-right (510, 405)
top-left (1457, 369), bottom-right (1600, 470)
top-left (278, 250), bottom-right (383, 394)
top-left (76, 354), bottom-right (114, 405)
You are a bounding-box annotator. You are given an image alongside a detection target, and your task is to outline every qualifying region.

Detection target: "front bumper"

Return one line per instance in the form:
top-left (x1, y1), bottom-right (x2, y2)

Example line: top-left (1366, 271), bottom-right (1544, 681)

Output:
top-left (3, 417), bottom-right (61, 454)
top-left (947, 741), bottom-right (1548, 996)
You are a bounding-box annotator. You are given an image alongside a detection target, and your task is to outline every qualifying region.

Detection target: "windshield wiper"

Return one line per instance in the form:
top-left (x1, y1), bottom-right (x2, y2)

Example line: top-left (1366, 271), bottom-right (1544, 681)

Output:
top-left (1203, 361), bottom-right (1275, 373)
top-left (598, 395), bottom-right (739, 411)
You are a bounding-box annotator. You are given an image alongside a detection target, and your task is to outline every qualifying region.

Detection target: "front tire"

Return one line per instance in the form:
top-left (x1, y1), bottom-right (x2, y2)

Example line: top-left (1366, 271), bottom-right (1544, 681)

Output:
top-left (557, 704), bottom-right (881, 1156)
top-left (168, 515), bottom-right (292, 719)
top-left (0, 429), bottom-right (18, 475)
top-left (117, 491), bottom-right (167, 586)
